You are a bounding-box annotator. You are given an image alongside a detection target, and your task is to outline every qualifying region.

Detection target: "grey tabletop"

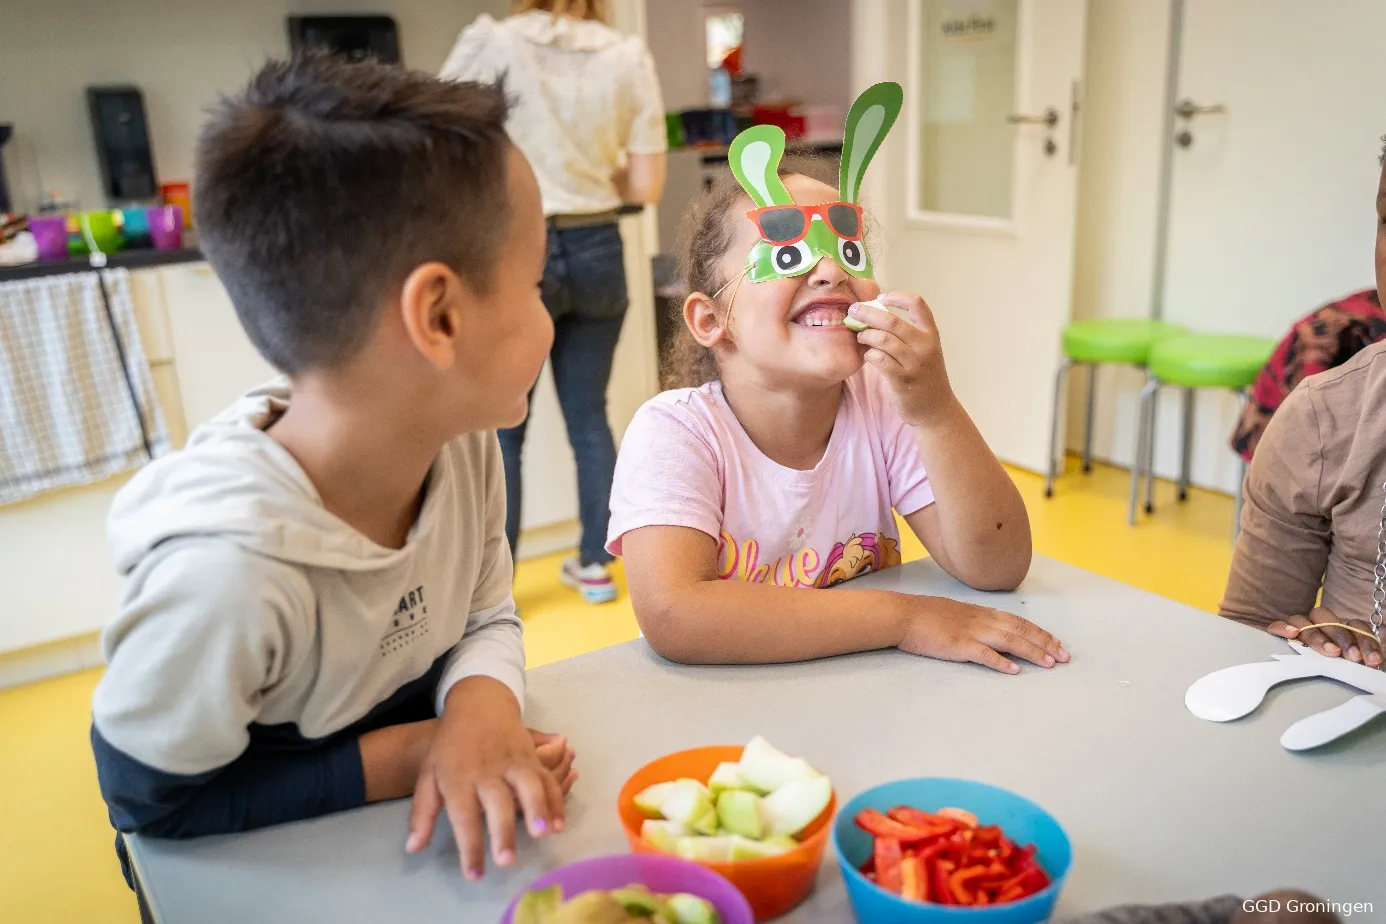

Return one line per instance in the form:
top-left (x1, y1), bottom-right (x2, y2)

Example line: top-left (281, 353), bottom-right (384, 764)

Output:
top-left (129, 555), bottom-right (1386, 923)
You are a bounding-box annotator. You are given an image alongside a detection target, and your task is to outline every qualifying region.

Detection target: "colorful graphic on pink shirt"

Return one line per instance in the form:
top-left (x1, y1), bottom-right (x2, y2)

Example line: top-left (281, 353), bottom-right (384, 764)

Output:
top-left (717, 529), bottom-right (902, 589)
top-left (813, 532), bottom-right (903, 588)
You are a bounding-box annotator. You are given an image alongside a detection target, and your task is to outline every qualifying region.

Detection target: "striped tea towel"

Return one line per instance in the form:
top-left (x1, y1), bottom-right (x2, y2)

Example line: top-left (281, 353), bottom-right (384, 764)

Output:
top-left (0, 269), bottom-right (170, 505)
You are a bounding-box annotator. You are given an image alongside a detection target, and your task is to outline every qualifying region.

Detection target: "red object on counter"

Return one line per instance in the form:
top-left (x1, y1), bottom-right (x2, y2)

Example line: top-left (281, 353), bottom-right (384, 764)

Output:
top-left (855, 805), bottom-right (1051, 908)
top-left (751, 105), bottom-right (806, 140)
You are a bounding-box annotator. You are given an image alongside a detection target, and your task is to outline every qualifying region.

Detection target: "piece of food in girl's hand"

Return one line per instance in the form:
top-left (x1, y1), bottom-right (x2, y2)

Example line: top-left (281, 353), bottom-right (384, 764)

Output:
top-left (843, 297), bottom-right (916, 333)
top-left (854, 805), bottom-right (1050, 907)
top-left (635, 736), bottom-right (831, 859)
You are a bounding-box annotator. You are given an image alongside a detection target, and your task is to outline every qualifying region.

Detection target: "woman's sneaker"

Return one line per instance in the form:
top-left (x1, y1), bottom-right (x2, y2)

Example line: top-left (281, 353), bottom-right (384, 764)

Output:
top-left (560, 556), bottom-right (618, 604)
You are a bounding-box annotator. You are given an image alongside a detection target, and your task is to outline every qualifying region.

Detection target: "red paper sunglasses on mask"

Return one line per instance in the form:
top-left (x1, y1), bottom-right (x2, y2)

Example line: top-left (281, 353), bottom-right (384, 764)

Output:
top-left (746, 202), bottom-right (864, 245)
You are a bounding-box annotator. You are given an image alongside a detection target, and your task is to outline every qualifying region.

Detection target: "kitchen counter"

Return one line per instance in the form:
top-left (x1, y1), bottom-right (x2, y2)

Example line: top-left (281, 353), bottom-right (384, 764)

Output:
top-left (0, 247), bottom-right (203, 283)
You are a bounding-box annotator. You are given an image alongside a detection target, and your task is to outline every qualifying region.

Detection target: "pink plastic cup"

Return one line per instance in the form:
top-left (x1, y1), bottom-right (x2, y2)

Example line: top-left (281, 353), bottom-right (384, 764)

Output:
top-left (29, 216), bottom-right (70, 261)
top-left (499, 853), bottom-right (754, 924)
top-left (146, 205), bottom-right (184, 251)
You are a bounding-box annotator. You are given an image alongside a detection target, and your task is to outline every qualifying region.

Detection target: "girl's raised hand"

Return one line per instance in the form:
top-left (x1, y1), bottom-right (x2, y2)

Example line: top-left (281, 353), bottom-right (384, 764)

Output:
top-left (848, 292), bottom-right (955, 427)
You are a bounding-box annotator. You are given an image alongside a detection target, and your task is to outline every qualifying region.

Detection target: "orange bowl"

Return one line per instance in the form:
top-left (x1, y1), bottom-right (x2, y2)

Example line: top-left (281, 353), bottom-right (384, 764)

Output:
top-left (617, 745), bottom-right (836, 921)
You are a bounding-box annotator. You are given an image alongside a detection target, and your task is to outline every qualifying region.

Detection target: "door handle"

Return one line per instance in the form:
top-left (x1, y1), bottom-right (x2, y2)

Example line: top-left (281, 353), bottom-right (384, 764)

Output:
top-left (1174, 99), bottom-right (1226, 119)
top-left (1007, 107), bottom-right (1059, 128)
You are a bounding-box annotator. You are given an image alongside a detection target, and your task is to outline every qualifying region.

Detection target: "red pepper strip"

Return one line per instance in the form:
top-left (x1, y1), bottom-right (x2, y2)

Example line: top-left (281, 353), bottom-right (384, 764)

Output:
top-left (949, 867), bottom-right (987, 905)
top-left (969, 862), bottom-right (1012, 888)
top-left (913, 841), bottom-right (948, 871)
top-left (998, 840), bottom-right (1014, 861)
top-left (931, 860), bottom-right (955, 905)
top-left (856, 809), bottom-right (949, 845)
top-left (996, 884), bottom-right (1026, 903)
top-left (975, 892), bottom-right (991, 906)
top-left (874, 837), bottom-right (904, 895)
top-left (887, 806), bottom-right (960, 833)
top-left (900, 855), bottom-right (926, 902)
top-left (859, 857), bottom-right (875, 876)
top-left (973, 825), bottom-right (1002, 846)
top-left (996, 863), bottom-right (1049, 896)
top-left (938, 807), bottom-right (979, 828)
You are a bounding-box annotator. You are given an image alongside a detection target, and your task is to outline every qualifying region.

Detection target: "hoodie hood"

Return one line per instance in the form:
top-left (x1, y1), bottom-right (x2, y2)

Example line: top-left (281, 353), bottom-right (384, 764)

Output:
top-left (501, 10), bottom-right (625, 53)
top-left (108, 379), bottom-right (441, 576)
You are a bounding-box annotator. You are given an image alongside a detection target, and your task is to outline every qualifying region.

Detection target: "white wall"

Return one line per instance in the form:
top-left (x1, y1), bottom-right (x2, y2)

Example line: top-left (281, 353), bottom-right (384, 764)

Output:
top-left (0, 0), bottom-right (505, 212)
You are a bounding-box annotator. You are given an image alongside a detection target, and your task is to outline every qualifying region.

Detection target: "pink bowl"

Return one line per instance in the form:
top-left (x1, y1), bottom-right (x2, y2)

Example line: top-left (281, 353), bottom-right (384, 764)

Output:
top-left (499, 854), bottom-right (754, 924)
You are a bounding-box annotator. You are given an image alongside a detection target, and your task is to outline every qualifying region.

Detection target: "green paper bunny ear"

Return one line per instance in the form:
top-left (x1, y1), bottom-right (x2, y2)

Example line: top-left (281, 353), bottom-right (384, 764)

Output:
top-left (839, 82), bottom-right (903, 205)
top-left (728, 124), bottom-right (794, 208)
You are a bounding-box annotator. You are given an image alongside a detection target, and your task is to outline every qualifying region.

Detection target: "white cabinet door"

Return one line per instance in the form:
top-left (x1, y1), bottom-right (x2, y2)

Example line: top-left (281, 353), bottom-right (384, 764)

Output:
top-left (159, 263), bottom-right (277, 434)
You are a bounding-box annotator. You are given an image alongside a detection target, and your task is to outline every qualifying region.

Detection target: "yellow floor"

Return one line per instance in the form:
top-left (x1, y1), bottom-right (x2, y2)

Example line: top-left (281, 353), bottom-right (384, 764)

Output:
top-left (0, 460), bottom-right (1234, 923)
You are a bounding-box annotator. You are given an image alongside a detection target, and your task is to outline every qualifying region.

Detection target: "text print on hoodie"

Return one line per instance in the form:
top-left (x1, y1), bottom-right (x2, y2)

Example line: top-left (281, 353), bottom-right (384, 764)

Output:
top-left (91, 380), bottom-right (523, 839)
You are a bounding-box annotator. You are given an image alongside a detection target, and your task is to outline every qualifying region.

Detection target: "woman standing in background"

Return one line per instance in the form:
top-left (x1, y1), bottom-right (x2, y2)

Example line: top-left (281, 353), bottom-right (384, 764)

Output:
top-left (441, 0), bottom-right (667, 604)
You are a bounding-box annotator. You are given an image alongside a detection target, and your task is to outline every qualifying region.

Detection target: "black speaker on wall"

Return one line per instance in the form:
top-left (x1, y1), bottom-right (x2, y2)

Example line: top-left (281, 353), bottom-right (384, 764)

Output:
top-left (87, 86), bottom-right (157, 203)
top-left (288, 16), bottom-right (401, 65)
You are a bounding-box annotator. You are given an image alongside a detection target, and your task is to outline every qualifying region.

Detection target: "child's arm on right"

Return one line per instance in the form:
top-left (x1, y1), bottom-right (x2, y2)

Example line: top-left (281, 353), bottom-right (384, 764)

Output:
top-left (622, 524), bottom-right (1063, 670)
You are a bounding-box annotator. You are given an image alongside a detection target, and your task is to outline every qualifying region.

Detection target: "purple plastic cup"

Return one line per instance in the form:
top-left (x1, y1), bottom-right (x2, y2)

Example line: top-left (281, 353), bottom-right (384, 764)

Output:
top-left (146, 205), bottom-right (184, 250)
top-left (499, 854), bottom-right (754, 924)
top-left (29, 216), bottom-right (70, 261)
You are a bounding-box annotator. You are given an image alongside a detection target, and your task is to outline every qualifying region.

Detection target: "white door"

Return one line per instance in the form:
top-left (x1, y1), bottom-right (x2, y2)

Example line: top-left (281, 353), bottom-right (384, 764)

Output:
top-left (853, 0), bottom-right (1087, 472)
top-left (1153, 0), bottom-right (1386, 492)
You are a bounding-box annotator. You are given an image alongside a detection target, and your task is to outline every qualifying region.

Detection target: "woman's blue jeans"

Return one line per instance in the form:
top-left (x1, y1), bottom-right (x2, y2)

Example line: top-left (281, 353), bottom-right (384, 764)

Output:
top-left (498, 222), bottom-right (628, 568)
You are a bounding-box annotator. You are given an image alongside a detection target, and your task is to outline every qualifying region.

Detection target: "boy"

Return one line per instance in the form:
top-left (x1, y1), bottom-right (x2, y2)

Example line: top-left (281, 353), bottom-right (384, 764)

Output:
top-left (91, 52), bottom-right (571, 887)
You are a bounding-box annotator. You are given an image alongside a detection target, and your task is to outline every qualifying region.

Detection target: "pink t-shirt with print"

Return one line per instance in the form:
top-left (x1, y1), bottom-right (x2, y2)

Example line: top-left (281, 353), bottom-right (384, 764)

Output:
top-left (607, 367), bottom-right (934, 589)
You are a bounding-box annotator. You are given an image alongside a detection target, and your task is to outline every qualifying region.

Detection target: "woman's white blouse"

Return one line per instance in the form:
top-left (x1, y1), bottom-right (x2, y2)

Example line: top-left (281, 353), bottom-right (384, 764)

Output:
top-left (441, 12), bottom-right (668, 217)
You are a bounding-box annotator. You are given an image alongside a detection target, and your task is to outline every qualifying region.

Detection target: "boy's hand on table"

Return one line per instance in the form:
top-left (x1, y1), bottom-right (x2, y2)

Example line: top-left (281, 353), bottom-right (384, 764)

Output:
top-left (530, 728), bottom-right (579, 795)
top-left (897, 595), bottom-right (1069, 674)
top-left (849, 292), bottom-right (956, 427)
top-left (406, 677), bottom-right (565, 880)
top-left (1269, 607), bottom-right (1383, 669)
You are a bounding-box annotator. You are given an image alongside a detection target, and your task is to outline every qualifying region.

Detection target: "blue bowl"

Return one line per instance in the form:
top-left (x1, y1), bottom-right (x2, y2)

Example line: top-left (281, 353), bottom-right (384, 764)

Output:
top-left (833, 778), bottom-right (1071, 924)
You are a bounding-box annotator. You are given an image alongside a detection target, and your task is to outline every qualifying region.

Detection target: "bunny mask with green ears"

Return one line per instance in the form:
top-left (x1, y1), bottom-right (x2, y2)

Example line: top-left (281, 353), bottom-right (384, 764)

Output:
top-left (728, 82), bottom-right (903, 285)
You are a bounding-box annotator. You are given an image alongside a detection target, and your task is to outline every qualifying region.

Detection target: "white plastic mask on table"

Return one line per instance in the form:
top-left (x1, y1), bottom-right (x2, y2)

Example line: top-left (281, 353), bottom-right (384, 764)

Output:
top-left (1185, 641), bottom-right (1386, 750)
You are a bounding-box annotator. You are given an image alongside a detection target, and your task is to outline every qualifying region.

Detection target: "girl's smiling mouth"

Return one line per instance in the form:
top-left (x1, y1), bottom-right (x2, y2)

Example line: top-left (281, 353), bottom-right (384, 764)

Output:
top-left (789, 298), bottom-right (853, 329)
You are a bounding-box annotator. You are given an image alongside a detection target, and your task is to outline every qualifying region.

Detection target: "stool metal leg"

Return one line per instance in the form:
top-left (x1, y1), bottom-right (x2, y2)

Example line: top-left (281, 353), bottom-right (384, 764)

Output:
top-left (1128, 374), bottom-right (1158, 526)
top-left (1178, 387), bottom-right (1195, 502)
top-left (1144, 383), bottom-right (1159, 515)
top-left (1082, 365), bottom-right (1097, 474)
top-left (1044, 360), bottom-right (1074, 499)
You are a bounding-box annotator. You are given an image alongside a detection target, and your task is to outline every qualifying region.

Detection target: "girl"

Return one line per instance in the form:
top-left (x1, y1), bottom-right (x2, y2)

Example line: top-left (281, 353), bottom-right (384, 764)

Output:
top-left (606, 84), bottom-right (1067, 672)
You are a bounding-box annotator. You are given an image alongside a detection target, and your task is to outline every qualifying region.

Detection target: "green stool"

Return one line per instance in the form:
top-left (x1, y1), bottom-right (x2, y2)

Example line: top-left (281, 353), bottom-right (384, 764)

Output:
top-left (1045, 319), bottom-right (1188, 498)
top-left (1128, 334), bottom-right (1277, 532)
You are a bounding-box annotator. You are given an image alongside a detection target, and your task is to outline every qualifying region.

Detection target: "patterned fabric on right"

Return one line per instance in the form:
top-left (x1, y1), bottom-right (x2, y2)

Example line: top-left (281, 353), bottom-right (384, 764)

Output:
top-left (1232, 289), bottom-right (1385, 462)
